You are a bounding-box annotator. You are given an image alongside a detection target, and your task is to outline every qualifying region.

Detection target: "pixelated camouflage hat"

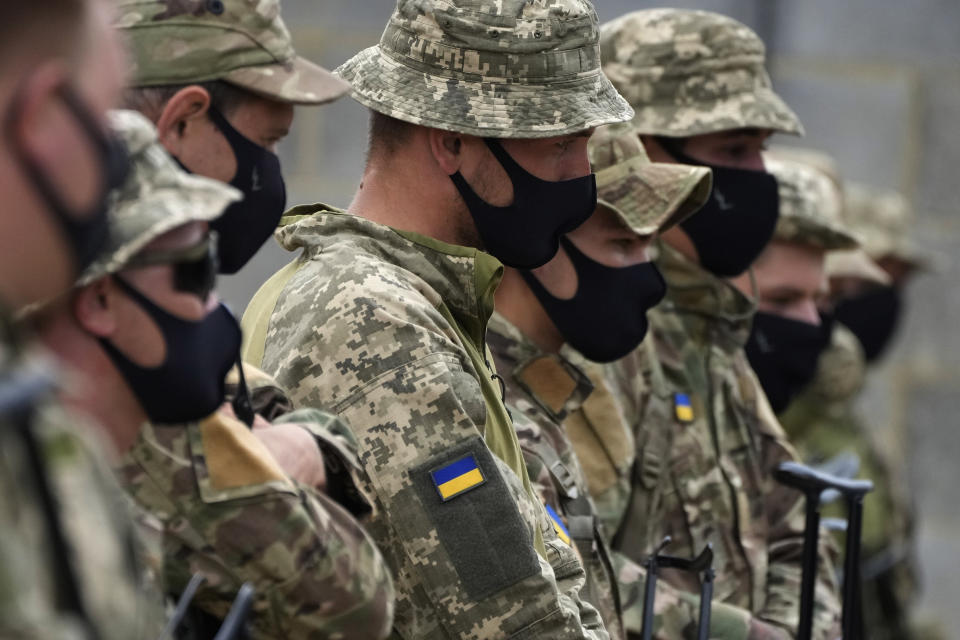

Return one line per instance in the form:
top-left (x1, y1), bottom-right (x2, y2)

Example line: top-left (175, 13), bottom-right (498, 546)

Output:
top-left (116, 0), bottom-right (349, 105)
top-left (600, 9), bottom-right (803, 138)
top-left (765, 156), bottom-right (858, 251)
top-left (588, 122), bottom-right (711, 235)
top-left (78, 110), bottom-right (241, 286)
top-left (843, 182), bottom-right (935, 270)
top-left (334, 0), bottom-right (634, 139)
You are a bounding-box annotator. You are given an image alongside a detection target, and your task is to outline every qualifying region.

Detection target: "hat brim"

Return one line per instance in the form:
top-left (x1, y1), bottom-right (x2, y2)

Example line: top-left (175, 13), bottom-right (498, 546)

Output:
top-left (825, 249), bottom-right (891, 286)
top-left (224, 56), bottom-right (350, 106)
top-left (598, 159), bottom-right (712, 235)
top-left (631, 87), bottom-right (804, 138)
top-left (335, 46), bottom-right (635, 139)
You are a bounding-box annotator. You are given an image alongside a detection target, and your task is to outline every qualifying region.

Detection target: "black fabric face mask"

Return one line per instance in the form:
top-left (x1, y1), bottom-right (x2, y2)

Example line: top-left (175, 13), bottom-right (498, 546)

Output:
top-left (99, 276), bottom-right (242, 424)
top-left (5, 85), bottom-right (129, 271)
top-left (746, 311), bottom-right (834, 414)
top-left (659, 139), bottom-right (780, 277)
top-left (201, 105), bottom-right (287, 275)
top-left (450, 139), bottom-right (597, 269)
top-left (521, 236), bottom-right (667, 363)
top-left (834, 286), bottom-right (902, 363)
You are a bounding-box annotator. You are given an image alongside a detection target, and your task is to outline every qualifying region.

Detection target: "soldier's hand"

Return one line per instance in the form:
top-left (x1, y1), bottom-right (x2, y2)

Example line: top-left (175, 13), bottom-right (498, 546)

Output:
top-left (747, 619), bottom-right (792, 640)
top-left (251, 416), bottom-right (327, 491)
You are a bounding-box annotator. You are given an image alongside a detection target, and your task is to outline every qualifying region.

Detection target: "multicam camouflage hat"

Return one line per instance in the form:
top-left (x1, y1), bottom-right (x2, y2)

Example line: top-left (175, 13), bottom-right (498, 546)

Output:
top-left (78, 110), bottom-right (241, 286)
top-left (843, 182), bottom-right (932, 269)
top-left (765, 156), bottom-right (858, 251)
top-left (116, 0), bottom-right (349, 105)
top-left (825, 249), bottom-right (892, 286)
top-left (588, 122), bottom-right (711, 235)
top-left (334, 0), bottom-right (634, 139)
top-left (600, 9), bottom-right (803, 138)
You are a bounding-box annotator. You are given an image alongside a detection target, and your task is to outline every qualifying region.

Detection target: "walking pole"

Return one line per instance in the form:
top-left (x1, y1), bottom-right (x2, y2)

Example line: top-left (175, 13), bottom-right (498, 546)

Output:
top-left (774, 461), bottom-right (873, 640)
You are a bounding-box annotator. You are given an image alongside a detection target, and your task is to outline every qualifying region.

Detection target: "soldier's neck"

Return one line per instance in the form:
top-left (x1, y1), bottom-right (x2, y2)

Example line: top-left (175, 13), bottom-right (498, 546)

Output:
top-left (349, 159), bottom-right (479, 249)
top-left (495, 268), bottom-right (564, 354)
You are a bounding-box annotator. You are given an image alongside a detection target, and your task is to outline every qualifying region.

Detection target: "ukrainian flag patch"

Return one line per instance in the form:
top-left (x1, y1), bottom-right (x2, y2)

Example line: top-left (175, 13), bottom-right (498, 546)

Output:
top-left (674, 393), bottom-right (694, 423)
top-left (545, 504), bottom-right (572, 545)
top-left (431, 454), bottom-right (486, 501)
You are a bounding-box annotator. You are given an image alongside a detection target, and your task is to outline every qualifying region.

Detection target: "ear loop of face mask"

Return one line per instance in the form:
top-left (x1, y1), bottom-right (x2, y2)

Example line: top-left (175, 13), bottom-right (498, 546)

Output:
top-left (4, 83), bottom-right (129, 271)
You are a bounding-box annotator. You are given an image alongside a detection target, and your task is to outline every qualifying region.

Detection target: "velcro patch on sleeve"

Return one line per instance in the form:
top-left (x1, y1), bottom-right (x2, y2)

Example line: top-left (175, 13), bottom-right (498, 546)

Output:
top-left (412, 438), bottom-right (541, 600)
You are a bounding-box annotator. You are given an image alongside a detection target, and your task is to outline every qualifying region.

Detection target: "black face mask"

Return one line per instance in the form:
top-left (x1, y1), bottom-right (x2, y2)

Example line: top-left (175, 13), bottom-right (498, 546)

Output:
top-left (521, 236), bottom-right (667, 363)
top-left (197, 105), bottom-right (287, 275)
top-left (746, 311), bottom-right (834, 414)
top-left (659, 139), bottom-right (780, 277)
top-left (5, 85), bottom-right (129, 271)
top-left (99, 276), bottom-right (242, 424)
top-left (450, 139), bottom-right (597, 269)
top-left (833, 286), bottom-right (902, 363)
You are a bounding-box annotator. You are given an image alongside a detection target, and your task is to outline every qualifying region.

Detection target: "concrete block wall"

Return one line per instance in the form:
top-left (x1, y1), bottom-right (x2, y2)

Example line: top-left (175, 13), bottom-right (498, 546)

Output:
top-left (220, 1), bottom-right (960, 629)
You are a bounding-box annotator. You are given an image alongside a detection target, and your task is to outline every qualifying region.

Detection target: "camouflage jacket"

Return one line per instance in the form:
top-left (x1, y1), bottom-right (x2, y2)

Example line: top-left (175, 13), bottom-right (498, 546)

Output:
top-left (242, 207), bottom-right (608, 639)
top-left (489, 313), bottom-right (747, 639)
top-left (603, 243), bottom-right (842, 639)
top-left (0, 316), bottom-right (164, 639)
top-left (117, 407), bottom-right (395, 640)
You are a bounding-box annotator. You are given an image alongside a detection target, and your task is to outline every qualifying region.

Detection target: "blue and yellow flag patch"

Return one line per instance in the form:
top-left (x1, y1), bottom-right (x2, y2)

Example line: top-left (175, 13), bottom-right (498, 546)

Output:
top-left (674, 393), bottom-right (694, 423)
top-left (431, 454), bottom-right (486, 501)
top-left (545, 504), bottom-right (571, 545)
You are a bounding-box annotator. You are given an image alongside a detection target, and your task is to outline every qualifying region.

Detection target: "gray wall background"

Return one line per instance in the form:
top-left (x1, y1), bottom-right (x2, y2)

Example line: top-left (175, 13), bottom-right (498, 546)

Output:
top-left (220, 1), bottom-right (960, 630)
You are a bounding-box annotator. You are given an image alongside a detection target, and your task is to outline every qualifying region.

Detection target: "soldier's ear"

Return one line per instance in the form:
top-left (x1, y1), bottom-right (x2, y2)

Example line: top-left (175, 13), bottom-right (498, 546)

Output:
top-left (155, 86), bottom-right (213, 156)
top-left (72, 278), bottom-right (118, 338)
top-left (429, 128), bottom-right (466, 175)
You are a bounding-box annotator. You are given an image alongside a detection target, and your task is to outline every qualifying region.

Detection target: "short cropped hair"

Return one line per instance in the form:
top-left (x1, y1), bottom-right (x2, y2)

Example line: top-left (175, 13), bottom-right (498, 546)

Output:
top-left (367, 110), bottom-right (414, 161)
top-left (123, 80), bottom-right (255, 123)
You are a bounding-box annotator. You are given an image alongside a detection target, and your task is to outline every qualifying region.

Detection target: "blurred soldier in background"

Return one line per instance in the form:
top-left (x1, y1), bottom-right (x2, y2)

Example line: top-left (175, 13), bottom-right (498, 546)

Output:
top-left (0, 0), bottom-right (166, 637)
top-left (29, 111), bottom-right (395, 639)
top-left (596, 10), bottom-right (842, 639)
top-left (243, 0), bottom-right (636, 636)
top-left (114, 5), bottom-right (397, 635)
top-left (489, 122), bottom-right (712, 638)
top-left (780, 180), bottom-right (940, 640)
top-left (733, 156), bottom-right (860, 415)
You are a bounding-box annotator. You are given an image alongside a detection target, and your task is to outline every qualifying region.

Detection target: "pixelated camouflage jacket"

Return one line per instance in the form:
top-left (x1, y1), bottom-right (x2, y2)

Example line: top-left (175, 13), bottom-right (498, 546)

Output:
top-left (241, 206), bottom-right (608, 639)
top-left (0, 315), bottom-right (164, 640)
top-left (117, 407), bottom-right (395, 640)
top-left (604, 243), bottom-right (842, 639)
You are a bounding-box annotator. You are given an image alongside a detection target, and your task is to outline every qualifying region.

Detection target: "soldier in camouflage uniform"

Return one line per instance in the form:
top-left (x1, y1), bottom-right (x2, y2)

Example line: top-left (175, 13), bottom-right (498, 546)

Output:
top-left (30, 111), bottom-right (395, 639)
top-left (242, 1), bottom-right (635, 637)
top-left (780, 182), bottom-right (935, 640)
top-left (488, 122), bottom-right (713, 639)
top-left (117, 0), bottom-right (363, 490)
top-left (732, 156), bottom-right (860, 415)
top-left (0, 1), bottom-right (169, 637)
top-left (592, 10), bottom-right (843, 639)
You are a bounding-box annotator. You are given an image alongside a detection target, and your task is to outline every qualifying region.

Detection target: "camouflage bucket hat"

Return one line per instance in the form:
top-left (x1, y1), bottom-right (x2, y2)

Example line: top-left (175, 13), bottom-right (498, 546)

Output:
top-left (78, 110), bottom-right (242, 286)
top-left (843, 182), bottom-right (935, 270)
top-left (825, 249), bottom-right (891, 286)
top-left (589, 123), bottom-right (711, 235)
top-left (335, 0), bottom-right (634, 139)
top-left (600, 9), bottom-right (803, 138)
top-left (117, 0), bottom-right (349, 105)
top-left (765, 156), bottom-right (858, 251)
